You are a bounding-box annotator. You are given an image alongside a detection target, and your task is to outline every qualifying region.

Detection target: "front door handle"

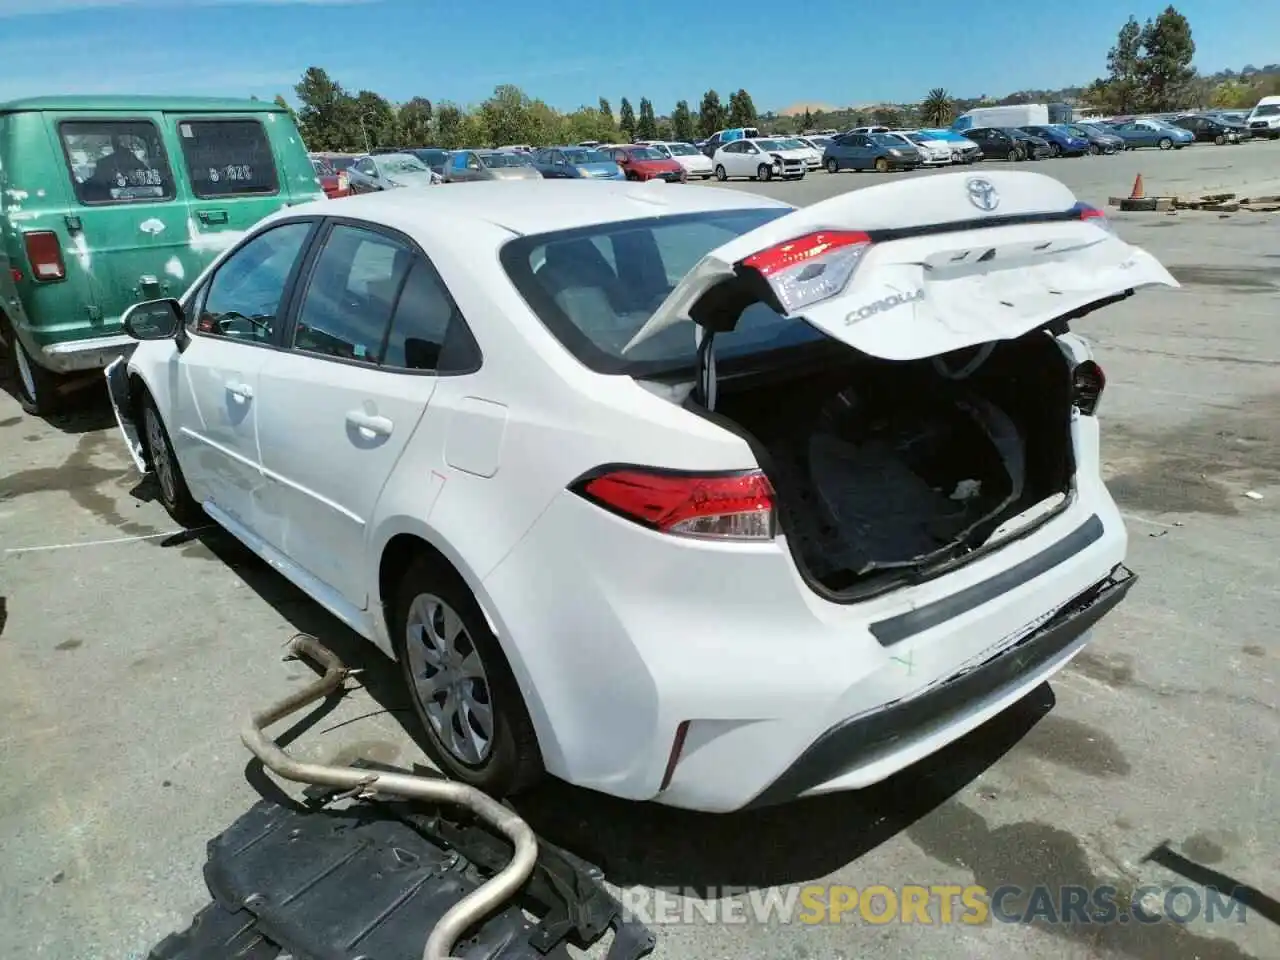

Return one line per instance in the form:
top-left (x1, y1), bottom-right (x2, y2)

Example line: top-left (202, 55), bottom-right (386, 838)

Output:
top-left (226, 381), bottom-right (253, 401)
top-left (346, 410), bottom-right (393, 438)
top-left (198, 209), bottom-right (230, 225)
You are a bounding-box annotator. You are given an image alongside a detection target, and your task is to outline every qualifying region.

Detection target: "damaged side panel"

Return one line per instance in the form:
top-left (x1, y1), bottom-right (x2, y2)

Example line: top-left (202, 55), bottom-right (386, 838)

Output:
top-left (105, 356), bottom-right (147, 472)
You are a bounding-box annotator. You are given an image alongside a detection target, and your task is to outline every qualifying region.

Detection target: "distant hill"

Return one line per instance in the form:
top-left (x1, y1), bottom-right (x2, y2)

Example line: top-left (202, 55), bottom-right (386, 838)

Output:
top-left (777, 102), bottom-right (837, 117)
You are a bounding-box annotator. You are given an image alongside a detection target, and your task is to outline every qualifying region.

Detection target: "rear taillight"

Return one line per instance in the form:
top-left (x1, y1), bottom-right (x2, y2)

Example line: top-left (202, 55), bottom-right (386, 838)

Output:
top-left (573, 468), bottom-right (775, 541)
top-left (1073, 360), bottom-right (1105, 415)
top-left (23, 231), bottom-right (66, 282)
top-left (1072, 202), bottom-right (1115, 233)
top-left (9, 267), bottom-right (22, 284)
top-left (739, 230), bottom-right (872, 314)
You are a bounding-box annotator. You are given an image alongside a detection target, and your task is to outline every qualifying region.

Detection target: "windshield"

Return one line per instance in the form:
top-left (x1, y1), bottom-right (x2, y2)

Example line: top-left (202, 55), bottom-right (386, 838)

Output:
top-left (809, 136), bottom-right (832, 146)
top-left (627, 147), bottom-right (664, 160)
top-left (500, 208), bottom-right (819, 375)
top-left (380, 155), bottom-right (429, 174)
top-left (412, 149), bottom-right (449, 167)
top-left (562, 148), bottom-right (611, 164)
top-left (1254, 104), bottom-right (1280, 117)
top-left (311, 158), bottom-right (335, 176)
top-left (666, 142), bottom-right (699, 156)
top-left (755, 139), bottom-right (787, 150)
top-left (905, 133), bottom-right (930, 144)
top-left (869, 133), bottom-right (902, 147)
top-left (780, 138), bottom-right (807, 149)
top-left (481, 152), bottom-right (533, 167)
top-left (326, 155), bottom-right (355, 171)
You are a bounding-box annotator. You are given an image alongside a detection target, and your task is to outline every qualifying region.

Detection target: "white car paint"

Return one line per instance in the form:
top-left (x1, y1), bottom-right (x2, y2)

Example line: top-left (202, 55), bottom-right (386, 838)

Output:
top-left (107, 174), bottom-right (1174, 813)
top-left (776, 137), bottom-right (823, 171)
top-left (711, 137), bottom-right (808, 181)
top-left (640, 141), bottom-right (715, 179)
top-left (892, 131), bottom-right (954, 165)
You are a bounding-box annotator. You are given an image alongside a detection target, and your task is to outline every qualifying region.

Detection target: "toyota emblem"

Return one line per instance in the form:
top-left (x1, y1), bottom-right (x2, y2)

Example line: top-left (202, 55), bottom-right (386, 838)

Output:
top-left (966, 177), bottom-right (999, 212)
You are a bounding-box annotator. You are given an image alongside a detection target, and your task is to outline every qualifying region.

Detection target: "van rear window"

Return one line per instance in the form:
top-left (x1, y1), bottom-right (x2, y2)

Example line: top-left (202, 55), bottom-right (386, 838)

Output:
top-left (177, 119), bottom-right (279, 198)
top-left (59, 119), bottom-right (175, 205)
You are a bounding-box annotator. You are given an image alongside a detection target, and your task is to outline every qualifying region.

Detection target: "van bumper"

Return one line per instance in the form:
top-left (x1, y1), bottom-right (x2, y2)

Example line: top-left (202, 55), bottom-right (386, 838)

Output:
top-left (39, 333), bottom-right (136, 373)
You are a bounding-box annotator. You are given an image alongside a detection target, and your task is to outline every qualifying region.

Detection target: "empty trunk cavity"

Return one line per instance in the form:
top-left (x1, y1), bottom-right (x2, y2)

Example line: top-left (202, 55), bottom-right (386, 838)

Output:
top-left (710, 332), bottom-right (1076, 599)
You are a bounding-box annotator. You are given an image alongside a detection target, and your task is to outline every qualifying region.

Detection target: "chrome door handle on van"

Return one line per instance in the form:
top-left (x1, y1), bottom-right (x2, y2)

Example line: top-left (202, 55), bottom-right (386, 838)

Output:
top-left (198, 210), bottom-right (230, 225)
top-left (346, 411), bottom-right (393, 438)
top-left (226, 382), bottom-right (254, 401)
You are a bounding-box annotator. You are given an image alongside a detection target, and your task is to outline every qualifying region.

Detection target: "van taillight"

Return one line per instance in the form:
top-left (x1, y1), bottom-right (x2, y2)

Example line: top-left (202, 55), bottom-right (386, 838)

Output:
top-left (23, 231), bottom-right (66, 282)
top-left (571, 467), bottom-right (776, 541)
top-left (1073, 360), bottom-right (1105, 415)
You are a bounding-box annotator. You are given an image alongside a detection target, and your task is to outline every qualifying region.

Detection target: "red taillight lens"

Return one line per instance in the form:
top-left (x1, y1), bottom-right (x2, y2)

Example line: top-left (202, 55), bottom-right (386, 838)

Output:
top-left (23, 231), bottom-right (66, 282)
top-left (739, 230), bottom-right (872, 314)
top-left (575, 468), bottom-right (775, 540)
top-left (9, 267), bottom-right (22, 284)
top-left (1073, 360), bottom-right (1105, 415)
top-left (1074, 203), bottom-right (1115, 233)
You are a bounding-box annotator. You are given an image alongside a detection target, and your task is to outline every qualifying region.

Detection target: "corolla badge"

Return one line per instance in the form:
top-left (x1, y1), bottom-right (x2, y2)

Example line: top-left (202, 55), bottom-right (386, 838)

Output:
top-left (844, 289), bottom-right (924, 325)
top-left (966, 177), bottom-right (999, 212)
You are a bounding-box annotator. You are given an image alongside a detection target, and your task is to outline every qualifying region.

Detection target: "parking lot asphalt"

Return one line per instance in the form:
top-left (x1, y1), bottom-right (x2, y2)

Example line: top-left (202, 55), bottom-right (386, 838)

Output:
top-left (1, 143), bottom-right (1278, 960)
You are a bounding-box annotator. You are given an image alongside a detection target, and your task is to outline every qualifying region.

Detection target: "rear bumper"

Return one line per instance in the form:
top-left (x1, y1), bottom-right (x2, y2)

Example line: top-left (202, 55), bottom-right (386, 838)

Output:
top-left (744, 564), bottom-right (1135, 808)
top-left (39, 332), bottom-right (136, 373)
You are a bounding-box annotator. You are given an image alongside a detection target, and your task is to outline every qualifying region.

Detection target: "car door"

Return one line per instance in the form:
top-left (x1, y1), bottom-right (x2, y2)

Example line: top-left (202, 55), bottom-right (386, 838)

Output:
top-left (172, 218), bottom-right (317, 531)
top-left (737, 141), bottom-right (761, 177)
top-left (254, 220), bottom-right (478, 608)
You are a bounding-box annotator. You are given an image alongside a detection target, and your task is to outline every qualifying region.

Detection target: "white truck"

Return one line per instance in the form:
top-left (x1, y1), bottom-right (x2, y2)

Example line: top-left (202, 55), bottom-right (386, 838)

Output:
top-left (953, 103), bottom-right (1071, 131)
top-left (1245, 95), bottom-right (1280, 139)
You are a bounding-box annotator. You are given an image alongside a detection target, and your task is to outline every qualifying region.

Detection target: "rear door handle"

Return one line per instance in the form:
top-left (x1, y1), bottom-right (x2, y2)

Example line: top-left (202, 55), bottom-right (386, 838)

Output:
top-left (226, 381), bottom-right (253, 401)
top-left (198, 209), bottom-right (230, 225)
top-left (346, 410), bottom-right (393, 438)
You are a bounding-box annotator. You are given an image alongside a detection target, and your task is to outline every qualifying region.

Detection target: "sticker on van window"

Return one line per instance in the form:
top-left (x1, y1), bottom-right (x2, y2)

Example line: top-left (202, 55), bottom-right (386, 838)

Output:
top-left (180, 124), bottom-right (193, 138)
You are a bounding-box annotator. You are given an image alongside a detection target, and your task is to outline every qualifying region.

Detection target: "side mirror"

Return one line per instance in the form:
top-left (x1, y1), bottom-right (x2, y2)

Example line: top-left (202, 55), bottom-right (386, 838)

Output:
top-left (122, 298), bottom-right (183, 340)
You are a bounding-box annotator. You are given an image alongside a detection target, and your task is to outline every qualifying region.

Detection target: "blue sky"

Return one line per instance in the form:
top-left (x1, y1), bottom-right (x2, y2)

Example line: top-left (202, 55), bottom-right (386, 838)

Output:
top-left (0, 0), bottom-right (1272, 113)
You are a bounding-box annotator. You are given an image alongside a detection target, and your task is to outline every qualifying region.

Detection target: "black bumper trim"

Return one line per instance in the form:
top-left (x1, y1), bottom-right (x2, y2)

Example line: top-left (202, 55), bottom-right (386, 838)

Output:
top-left (870, 513), bottom-right (1105, 648)
top-left (745, 564), bottom-right (1136, 809)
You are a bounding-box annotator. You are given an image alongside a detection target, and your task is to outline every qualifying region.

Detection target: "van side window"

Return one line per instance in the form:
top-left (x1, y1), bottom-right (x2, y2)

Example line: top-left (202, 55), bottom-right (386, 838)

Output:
top-left (176, 118), bottom-right (280, 199)
top-left (58, 119), bottom-right (174, 205)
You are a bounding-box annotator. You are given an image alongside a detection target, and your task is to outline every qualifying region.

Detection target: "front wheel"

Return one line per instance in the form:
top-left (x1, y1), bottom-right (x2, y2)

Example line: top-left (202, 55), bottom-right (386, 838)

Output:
top-left (1158, 137), bottom-right (1173, 150)
top-left (1007, 148), bottom-right (1020, 162)
top-left (757, 163), bottom-right (773, 181)
top-left (874, 157), bottom-right (889, 173)
top-left (714, 164), bottom-right (727, 181)
top-left (1214, 134), bottom-right (1225, 145)
top-left (825, 157), bottom-right (839, 174)
top-left (1048, 143), bottom-right (1061, 158)
top-left (141, 397), bottom-right (203, 525)
top-left (392, 558), bottom-right (544, 796)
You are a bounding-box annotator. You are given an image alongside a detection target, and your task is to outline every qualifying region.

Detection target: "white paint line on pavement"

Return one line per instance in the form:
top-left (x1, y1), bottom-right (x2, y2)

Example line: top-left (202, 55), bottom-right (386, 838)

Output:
top-left (1121, 513), bottom-right (1180, 529)
top-left (3, 526), bottom-right (212, 555)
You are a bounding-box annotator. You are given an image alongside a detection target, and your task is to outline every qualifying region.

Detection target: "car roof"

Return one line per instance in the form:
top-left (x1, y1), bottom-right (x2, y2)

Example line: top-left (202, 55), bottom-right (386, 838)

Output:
top-left (278, 179), bottom-right (791, 238)
top-left (0, 94), bottom-right (278, 114)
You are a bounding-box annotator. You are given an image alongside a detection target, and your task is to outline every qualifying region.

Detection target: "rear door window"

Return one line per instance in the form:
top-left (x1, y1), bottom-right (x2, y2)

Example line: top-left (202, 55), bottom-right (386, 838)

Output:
top-left (58, 119), bottom-right (175, 205)
top-left (176, 118), bottom-right (279, 198)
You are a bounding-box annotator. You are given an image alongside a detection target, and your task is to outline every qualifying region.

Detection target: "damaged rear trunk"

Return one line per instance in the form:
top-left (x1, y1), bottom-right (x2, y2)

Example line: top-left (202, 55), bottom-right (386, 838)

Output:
top-left (706, 332), bottom-right (1076, 599)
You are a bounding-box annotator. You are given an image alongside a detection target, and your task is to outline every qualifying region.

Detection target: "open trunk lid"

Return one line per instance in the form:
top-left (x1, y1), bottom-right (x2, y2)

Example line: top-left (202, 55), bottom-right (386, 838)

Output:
top-left (624, 170), bottom-right (1177, 399)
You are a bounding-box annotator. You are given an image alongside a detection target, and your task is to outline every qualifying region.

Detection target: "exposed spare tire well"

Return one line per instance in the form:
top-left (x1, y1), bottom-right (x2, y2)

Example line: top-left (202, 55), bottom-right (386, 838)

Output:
top-left (680, 328), bottom-right (1078, 602)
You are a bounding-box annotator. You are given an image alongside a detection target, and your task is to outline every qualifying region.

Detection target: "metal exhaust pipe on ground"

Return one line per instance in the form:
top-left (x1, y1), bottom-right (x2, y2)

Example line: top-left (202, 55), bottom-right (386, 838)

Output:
top-left (240, 633), bottom-right (539, 960)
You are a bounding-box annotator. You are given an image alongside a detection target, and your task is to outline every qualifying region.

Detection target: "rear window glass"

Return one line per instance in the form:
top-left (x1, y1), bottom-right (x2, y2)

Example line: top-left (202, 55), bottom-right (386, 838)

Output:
top-left (177, 119), bottom-right (279, 198)
top-left (59, 119), bottom-right (175, 205)
top-left (500, 208), bottom-right (829, 375)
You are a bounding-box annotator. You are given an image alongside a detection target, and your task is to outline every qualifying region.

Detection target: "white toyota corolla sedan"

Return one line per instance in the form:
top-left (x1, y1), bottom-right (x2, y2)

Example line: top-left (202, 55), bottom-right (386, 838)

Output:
top-left (105, 174), bottom-right (1176, 812)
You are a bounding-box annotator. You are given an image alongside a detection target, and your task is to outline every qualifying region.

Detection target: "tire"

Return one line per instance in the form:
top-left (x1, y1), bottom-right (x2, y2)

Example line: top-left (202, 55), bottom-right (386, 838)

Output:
top-left (714, 164), bottom-right (727, 181)
top-left (1048, 143), bottom-right (1061, 158)
top-left (757, 163), bottom-right (773, 181)
top-left (1158, 137), bottom-right (1172, 150)
top-left (391, 556), bottom-right (543, 796)
top-left (1088, 143), bottom-right (1100, 155)
top-left (1214, 134), bottom-right (1225, 146)
top-left (1, 321), bottom-right (63, 417)
top-left (140, 396), bottom-right (203, 525)
top-left (625, 171), bottom-right (640, 181)
top-left (825, 157), bottom-right (839, 174)
top-left (874, 156), bottom-right (889, 173)
top-left (1006, 148), bottom-right (1019, 162)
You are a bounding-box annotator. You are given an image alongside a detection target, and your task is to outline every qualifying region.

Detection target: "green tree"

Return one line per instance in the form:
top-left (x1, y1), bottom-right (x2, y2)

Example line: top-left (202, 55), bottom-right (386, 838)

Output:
top-left (480, 84), bottom-right (535, 146)
top-left (618, 97), bottom-right (636, 140)
top-left (636, 97), bottom-right (657, 139)
top-left (435, 102), bottom-right (465, 148)
top-left (294, 66), bottom-right (355, 151)
top-left (564, 106), bottom-right (615, 143)
top-left (1209, 80), bottom-right (1252, 108)
top-left (871, 106), bottom-right (902, 127)
top-left (727, 89), bottom-right (758, 128)
top-left (920, 88), bottom-right (953, 126)
top-left (1138, 6), bottom-right (1196, 110)
top-left (272, 93), bottom-right (294, 119)
top-left (800, 108), bottom-right (813, 131)
top-left (698, 89), bottom-right (726, 137)
top-left (353, 89), bottom-right (396, 150)
top-left (598, 97), bottom-right (614, 125)
top-left (671, 99), bottom-right (694, 141)
top-left (398, 97), bottom-right (433, 145)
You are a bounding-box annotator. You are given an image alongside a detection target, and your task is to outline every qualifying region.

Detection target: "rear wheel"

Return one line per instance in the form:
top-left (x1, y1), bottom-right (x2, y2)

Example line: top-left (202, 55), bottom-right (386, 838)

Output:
top-left (141, 396), bottom-right (203, 526)
top-left (874, 156), bottom-right (889, 173)
top-left (1, 322), bottom-right (63, 417)
top-left (825, 157), bottom-right (839, 174)
top-left (392, 557), bottom-right (544, 796)
top-left (757, 163), bottom-right (773, 181)
top-left (714, 164), bottom-right (727, 181)
top-left (1048, 143), bottom-right (1061, 157)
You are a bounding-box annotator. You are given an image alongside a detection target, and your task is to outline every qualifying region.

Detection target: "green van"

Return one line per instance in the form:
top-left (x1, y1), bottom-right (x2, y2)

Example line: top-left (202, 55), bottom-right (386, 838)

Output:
top-left (0, 95), bottom-right (325, 415)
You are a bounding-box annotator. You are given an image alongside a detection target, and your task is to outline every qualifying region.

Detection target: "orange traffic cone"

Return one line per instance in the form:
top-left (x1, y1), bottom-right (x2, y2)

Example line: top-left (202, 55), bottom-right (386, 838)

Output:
top-left (1129, 173), bottom-right (1145, 199)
